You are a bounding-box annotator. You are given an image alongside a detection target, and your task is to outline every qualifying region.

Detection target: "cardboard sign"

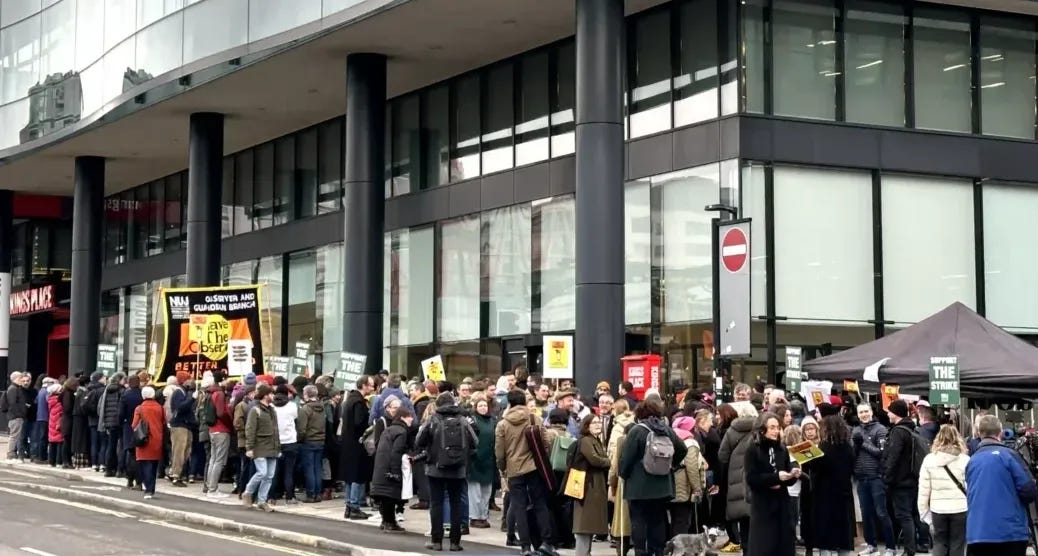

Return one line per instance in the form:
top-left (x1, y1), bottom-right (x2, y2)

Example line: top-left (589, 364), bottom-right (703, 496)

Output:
top-left (226, 339), bottom-right (253, 377)
top-left (266, 355), bottom-right (291, 379)
top-left (784, 347), bottom-right (803, 393)
top-left (543, 335), bottom-right (573, 379)
top-left (928, 355), bottom-right (960, 406)
top-left (881, 384), bottom-right (901, 410)
top-left (336, 352), bottom-right (367, 391)
top-left (789, 440), bottom-right (825, 465)
top-left (803, 380), bottom-right (833, 412)
top-left (293, 341), bottom-right (310, 377)
top-left (96, 344), bottom-right (118, 378)
top-left (843, 380), bottom-right (859, 394)
top-left (422, 355), bottom-right (445, 382)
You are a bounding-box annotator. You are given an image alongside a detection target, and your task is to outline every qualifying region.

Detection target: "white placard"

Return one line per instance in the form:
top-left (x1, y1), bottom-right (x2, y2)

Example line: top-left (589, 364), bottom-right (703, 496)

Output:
top-left (226, 339), bottom-right (253, 377)
top-left (803, 380), bottom-right (833, 412)
top-left (542, 335), bottom-right (573, 379)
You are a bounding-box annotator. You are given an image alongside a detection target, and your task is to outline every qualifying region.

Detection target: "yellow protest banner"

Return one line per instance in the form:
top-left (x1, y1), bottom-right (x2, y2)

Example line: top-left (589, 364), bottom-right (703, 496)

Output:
top-left (422, 355), bottom-right (445, 382)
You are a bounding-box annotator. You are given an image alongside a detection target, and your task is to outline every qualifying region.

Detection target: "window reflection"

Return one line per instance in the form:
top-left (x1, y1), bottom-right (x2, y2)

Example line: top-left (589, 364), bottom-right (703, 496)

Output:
top-left (183, 0), bottom-right (247, 64)
top-left (391, 94), bottom-right (419, 195)
top-left (657, 164), bottom-right (719, 324)
top-left (104, 0), bottom-right (137, 50)
top-left (482, 63), bottom-right (514, 174)
top-left (450, 74), bottom-right (481, 181)
top-left (421, 85), bottom-right (450, 188)
top-left (516, 51), bottom-right (549, 166)
top-left (772, 0), bottom-right (836, 120)
top-left (1, 13), bottom-right (41, 105)
top-left (248, 0), bottom-right (321, 41)
top-left (317, 118), bottom-right (343, 213)
top-left (136, 10), bottom-right (185, 79)
top-left (386, 228), bottom-right (434, 346)
top-left (2, 1), bottom-right (42, 27)
top-left (483, 205), bottom-right (532, 337)
top-left (438, 215), bottom-right (480, 341)
top-left (551, 41), bottom-right (575, 157)
top-left (743, 0), bottom-right (767, 113)
top-left (845, 3), bottom-right (906, 127)
top-left (675, 0), bottom-right (719, 126)
top-left (980, 17), bottom-right (1036, 139)
top-left (629, 10), bottom-right (672, 137)
top-left (625, 180), bottom-right (651, 325)
top-left (914, 9), bottom-right (971, 133)
top-left (534, 196), bottom-right (575, 332)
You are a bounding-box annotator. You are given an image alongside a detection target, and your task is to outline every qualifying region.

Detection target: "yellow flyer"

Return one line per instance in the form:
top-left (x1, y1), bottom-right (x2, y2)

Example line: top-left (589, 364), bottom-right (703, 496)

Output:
top-left (789, 440), bottom-right (825, 465)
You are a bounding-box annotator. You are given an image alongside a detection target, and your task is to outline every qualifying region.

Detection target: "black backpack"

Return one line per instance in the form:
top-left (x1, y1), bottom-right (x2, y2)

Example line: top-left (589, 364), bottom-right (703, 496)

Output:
top-left (196, 393), bottom-right (217, 427)
top-left (909, 428), bottom-right (931, 477)
top-left (436, 415), bottom-right (469, 469)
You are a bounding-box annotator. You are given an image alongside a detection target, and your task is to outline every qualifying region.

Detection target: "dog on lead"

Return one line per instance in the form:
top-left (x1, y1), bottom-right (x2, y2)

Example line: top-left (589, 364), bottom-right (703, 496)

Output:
top-left (663, 527), bottom-right (720, 556)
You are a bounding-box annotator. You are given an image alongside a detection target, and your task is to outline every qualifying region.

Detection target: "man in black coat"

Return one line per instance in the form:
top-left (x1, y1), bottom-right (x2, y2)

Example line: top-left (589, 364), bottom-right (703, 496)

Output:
top-left (340, 375), bottom-right (375, 520)
top-left (884, 400), bottom-right (923, 556)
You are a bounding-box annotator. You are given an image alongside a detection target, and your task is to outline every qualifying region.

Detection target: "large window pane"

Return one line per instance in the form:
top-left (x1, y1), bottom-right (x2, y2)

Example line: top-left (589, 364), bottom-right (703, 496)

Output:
top-left (391, 94), bottom-right (419, 195)
top-left (253, 143), bottom-right (274, 229)
top-left (421, 86), bottom-right (449, 188)
top-left (516, 51), bottom-right (549, 166)
top-left (658, 165), bottom-right (719, 323)
top-left (248, 0), bottom-right (321, 40)
top-left (287, 249), bottom-right (318, 369)
top-left (164, 173), bottom-right (184, 250)
top-left (273, 136), bottom-right (294, 224)
top-left (625, 181), bottom-right (651, 325)
top-left (450, 73), bottom-right (480, 181)
top-left (221, 157), bottom-right (234, 237)
top-left (741, 163), bottom-right (767, 317)
top-left (774, 167), bottom-right (872, 322)
top-left (123, 283), bottom-right (149, 371)
top-left (1, 13), bottom-right (41, 104)
top-left (2, 0), bottom-right (41, 27)
top-left (980, 17), bottom-right (1036, 139)
top-left (630, 10), bottom-right (672, 137)
top-left (675, 0), bottom-right (718, 126)
top-left (126, 189), bottom-right (144, 260)
top-left (104, 0), bottom-right (136, 50)
top-left (483, 205), bottom-right (531, 336)
top-left (316, 243), bottom-right (343, 369)
top-left (296, 127), bottom-right (318, 218)
top-left (984, 184), bottom-right (1038, 330)
top-left (482, 63), bottom-right (514, 174)
top-left (845, 2), bottom-right (906, 126)
top-left (914, 9), bottom-right (971, 133)
top-left (438, 215), bottom-right (480, 341)
top-left (317, 118), bottom-right (342, 213)
top-left (551, 41), bottom-right (575, 157)
top-left (257, 255), bottom-right (284, 354)
top-left (75, 0), bottom-right (103, 71)
top-left (40, 0), bottom-right (74, 80)
top-left (535, 197), bottom-right (575, 332)
top-left (772, 0), bottom-right (836, 120)
top-left (183, 0), bottom-right (247, 64)
top-left (743, 0), bottom-right (767, 113)
top-left (387, 228), bottom-right (434, 346)
top-left (137, 0), bottom-right (185, 29)
top-left (136, 10), bottom-right (184, 79)
top-left (147, 180), bottom-right (164, 256)
top-left (233, 150), bottom-right (254, 232)
top-left (882, 175), bottom-right (974, 324)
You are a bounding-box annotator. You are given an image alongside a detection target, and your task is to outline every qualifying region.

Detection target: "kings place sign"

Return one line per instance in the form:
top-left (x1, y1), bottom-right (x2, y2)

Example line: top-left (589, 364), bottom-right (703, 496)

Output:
top-left (11, 285), bottom-right (54, 316)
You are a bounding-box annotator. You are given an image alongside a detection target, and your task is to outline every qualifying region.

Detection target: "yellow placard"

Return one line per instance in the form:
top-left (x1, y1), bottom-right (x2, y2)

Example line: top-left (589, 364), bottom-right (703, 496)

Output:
top-left (789, 441), bottom-right (825, 465)
top-left (422, 355), bottom-right (445, 382)
top-left (881, 383), bottom-right (901, 410)
top-left (549, 340), bottom-right (567, 369)
top-left (843, 380), bottom-right (860, 393)
top-left (542, 335), bottom-right (573, 379)
top-left (564, 468), bottom-right (586, 500)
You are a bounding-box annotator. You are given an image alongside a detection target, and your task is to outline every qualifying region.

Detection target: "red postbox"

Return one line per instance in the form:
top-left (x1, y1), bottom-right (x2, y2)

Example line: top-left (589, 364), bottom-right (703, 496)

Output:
top-left (621, 354), bottom-right (662, 401)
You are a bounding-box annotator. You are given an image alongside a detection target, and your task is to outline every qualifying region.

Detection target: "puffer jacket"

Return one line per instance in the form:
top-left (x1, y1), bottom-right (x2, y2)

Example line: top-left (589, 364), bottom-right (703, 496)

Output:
top-left (673, 437), bottom-right (707, 503)
top-left (47, 394), bottom-right (64, 442)
top-left (101, 382), bottom-right (123, 429)
top-left (918, 449), bottom-right (969, 515)
top-left (297, 399), bottom-right (326, 445)
top-left (852, 419), bottom-right (887, 479)
top-left (495, 404), bottom-right (553, 479)
top-left (719, 416), bottom-right (755, 520)
top-left (245, 402), bottom-right (281, 458)
top-left (607, 411), bottom-right (635, 460)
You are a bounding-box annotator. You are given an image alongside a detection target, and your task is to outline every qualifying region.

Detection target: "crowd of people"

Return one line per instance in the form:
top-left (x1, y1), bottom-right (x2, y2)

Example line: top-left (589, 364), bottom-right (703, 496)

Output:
top-left (2, 367), bottom-right (1038, 556)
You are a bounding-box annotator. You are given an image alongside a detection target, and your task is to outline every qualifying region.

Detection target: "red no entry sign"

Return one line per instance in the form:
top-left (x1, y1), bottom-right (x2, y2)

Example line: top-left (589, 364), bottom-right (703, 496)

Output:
top-left (721, 227), bottom-right (748, 273)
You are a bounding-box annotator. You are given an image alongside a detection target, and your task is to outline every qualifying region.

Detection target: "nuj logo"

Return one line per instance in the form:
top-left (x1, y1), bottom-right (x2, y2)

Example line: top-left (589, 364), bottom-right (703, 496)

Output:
top-left (169, 296), bottom-right (190, 309)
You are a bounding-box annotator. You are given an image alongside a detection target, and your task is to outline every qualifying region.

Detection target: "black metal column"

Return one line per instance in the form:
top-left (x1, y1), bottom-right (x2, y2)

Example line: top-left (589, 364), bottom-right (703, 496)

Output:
top-left (186, 112), bottom-right (224, 287)
top-left (0, 190), bottom-right (12, 386)
top-left (69, 156), bottom-right (104, 378)
top-left (342, 53), bottom-right (386, 373)
top-left (574, 0), bottom-right (625, 390)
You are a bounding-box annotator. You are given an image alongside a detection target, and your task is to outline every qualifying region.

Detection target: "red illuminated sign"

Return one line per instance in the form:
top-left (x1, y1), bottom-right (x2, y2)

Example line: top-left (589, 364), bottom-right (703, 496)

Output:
top-left (10, 285), bottom-right (55, 316)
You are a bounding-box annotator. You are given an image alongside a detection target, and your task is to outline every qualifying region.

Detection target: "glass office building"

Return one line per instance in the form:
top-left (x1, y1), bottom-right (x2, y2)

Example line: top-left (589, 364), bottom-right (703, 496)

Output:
top-left (4, 0), bottom-right (1038, 388)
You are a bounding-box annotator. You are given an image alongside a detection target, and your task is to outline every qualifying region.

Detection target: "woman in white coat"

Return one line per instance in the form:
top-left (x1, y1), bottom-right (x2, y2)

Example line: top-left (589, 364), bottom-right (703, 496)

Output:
top-left (918, 424), bottom-right (970, 556)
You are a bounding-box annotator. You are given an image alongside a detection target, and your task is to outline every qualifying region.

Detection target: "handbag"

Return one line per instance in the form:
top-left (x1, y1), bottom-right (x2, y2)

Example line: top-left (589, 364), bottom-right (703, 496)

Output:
top-left (132, 408), bottom-right (150, 448)
top-left (564, 468), bottom-right (587, 500)
top-left (943, 465), bottom-right (967, 496)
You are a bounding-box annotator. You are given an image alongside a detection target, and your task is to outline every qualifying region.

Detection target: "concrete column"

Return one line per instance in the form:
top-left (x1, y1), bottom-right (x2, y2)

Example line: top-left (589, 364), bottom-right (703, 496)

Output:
top-left (0, 190), bottom-right (12, 387)
top-left (186, 112), bottom-right (224, 287)
top-left (575, 0), bottom-right (626, 390)
top-left (342, 53), bottom-right (386, 373)
top-left (69, 156), bottom-right (104, 378)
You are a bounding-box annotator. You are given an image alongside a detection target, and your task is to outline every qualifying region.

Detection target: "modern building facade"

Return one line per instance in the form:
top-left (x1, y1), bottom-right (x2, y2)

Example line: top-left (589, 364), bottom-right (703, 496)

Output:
top-left (2, 0), bottom-right (1038, 390)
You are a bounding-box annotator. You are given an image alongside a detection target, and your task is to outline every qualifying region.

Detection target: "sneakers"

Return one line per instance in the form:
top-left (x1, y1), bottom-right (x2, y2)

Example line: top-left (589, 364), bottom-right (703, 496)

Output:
top-left (171, 480), bottom-right (188, 488)
top-left (143, 494), bottom-right (154, 500)
top-left (425, 541), bottom-right (444, 552)
top-left (859, 547), bottom-right (879, 556)
top-left (345, 508), bottom-right (370, 520)
top-left (449, 542), bottom-right (463, 552)
top-left (207, 491), bottom-right (229, 499)
top-left (884, 550), bottom-right (897, 556)
top-left (255, 502), bottom-right (274, 512)
top-left (719, 542), bottom-right (742, 553)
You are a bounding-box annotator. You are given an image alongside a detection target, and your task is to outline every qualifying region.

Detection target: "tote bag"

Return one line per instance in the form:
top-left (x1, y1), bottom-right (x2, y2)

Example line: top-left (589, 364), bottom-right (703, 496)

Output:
top-left (564, 468), bottom-right (586, 500)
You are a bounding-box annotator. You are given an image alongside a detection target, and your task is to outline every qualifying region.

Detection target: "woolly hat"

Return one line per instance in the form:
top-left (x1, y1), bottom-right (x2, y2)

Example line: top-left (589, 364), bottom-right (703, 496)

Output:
top-left (244, 372), bottom-right (257, 386)
top-left (46, 383), bottom-right (61, 395)
top-left (142, 386), bottom-right (156, 399)
top-left (800, 415), bottom-right (819, 432)
top-left (175, 371), bottom-right (192, 386)
top-left (596, 381), bottom-right (611, 392)
top-left (90, 371), bottom-right (104, 382)
top-left (383, 394), bottom-right (401, 409)
top-left (672, 415), bottom-right (696, 441)
top-left (888, 399), bottom-right (909, 419)
top-left (435, 392), bottom-right (456, 408)
top-left (817, 403), bottom-right (840, 417)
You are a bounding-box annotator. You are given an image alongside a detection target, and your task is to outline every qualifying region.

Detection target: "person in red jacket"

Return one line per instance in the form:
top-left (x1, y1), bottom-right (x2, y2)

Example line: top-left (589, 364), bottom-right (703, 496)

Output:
top-left (47, 384), bottom-right (64, 467)
top-left (204, 377), bottom-right (234, 498)
top-left (133, 386), bottom-right (166, 499)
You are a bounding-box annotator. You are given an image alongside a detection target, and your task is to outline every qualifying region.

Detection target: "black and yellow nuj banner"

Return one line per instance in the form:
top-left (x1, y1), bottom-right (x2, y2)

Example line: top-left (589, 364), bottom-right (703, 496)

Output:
top-left (157, 285), bottom-right (265, 383)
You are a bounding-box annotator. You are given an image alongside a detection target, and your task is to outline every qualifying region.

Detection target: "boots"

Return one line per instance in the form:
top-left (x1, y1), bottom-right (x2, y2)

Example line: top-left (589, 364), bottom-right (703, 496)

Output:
top-left (321, 487), bottom-right (333, 501)
top-left (425, 541), bottom-right (443, 552)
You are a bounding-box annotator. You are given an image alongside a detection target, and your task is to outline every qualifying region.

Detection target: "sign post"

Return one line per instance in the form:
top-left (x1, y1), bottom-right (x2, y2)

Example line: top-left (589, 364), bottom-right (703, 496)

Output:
top-left (96, 344), bottom-right (118, 378)
top-left (928, 355), bottom-right (960, 405)
top-left (542, 335), bottom-right (573, 379)
top-left (716, 219), bottom-right (752, 359)
top-left (336, 352), bottom-right (367, 391)
top-left (784, 346), bottom-right (803, 393)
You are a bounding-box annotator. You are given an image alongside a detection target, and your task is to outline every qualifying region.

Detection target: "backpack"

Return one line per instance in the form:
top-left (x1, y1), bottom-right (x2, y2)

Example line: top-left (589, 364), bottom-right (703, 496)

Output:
top-left (196, 392), bottom-right (217, 428)
top-left (83, 386), bottom-right (102, 417)
top-left (638, 423), bottom-right (676, 476)
top-left (132, 408), bottom-right (150, 447)
top-left (436, 415), bottom-right (469, 469)
top-left (360, 423), bottom-right (378, 456)
top-left (909, 429), bottom-right (931, 477)
top-left (550, 434), bottom-right (576, 472)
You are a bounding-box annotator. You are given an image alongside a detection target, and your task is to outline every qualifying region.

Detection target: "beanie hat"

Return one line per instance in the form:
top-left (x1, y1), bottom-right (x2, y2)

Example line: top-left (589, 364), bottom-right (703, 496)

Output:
top-left (801, 415), bottom-right (818, 432)
top-left (672, 415), bottom-right (696, 433)
top-left (142, 386), bottom-right (156, 399)
top-left (46, 383), bottom-right (61, 395)
top-left (817, 403), bottom-right (840, 417)
top-left (90, 371), bottom-right (104, 382)
top-left (383, 394), bottom-right (401, 409)
top-left (888, 399), bottom-right (909, 419)
top-left (244, 372), bottom-right (257, 386)
top-left (596, 381), bottom-right (611, 392)
top-left (175, 371), bottom-right (192, 385)
top-left (435, 392), bottom-right (456, 408)
top-left (256, 374), bottom-right (275, 386)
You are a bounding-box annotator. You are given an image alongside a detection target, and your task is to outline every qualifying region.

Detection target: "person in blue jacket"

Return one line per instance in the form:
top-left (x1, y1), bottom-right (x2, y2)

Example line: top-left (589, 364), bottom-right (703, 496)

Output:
top-left (965, 414), bottom-right (1038, 556)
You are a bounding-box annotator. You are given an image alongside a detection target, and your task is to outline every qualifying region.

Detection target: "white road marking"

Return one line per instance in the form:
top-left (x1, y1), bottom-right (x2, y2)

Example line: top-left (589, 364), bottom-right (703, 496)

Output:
top-left (73, 485), bottom-right (122, 492)
top-left (20, 548), bottom-right (57, 556)
top-left (0, 468), bottom-right (47, 479)
top-left (0, 485), bottom-right (135, 519)
top-left (139, 520), bottom-right (319, 555)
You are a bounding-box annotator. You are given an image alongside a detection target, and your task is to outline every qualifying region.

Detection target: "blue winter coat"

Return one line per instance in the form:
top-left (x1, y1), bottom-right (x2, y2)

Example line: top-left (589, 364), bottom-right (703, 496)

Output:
top-left (35, 388), bottom-right (49, 422)
top-left (369, 387), bottom-right (414, 424)
top-left (119, 388), bottom-right (144, 451)
top-left (965, 439), bottom-right (1038, 544)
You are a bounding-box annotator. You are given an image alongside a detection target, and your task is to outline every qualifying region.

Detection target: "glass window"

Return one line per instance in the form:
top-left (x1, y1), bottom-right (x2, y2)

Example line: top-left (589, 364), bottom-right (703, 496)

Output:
top-left (772, 0), bottom-right (836, 120)
top-left (534, 196), bottom-right (575, 332)
top-left (233, 149), bottom-right (254, 232)
top-left (438, 215), bottom-right (480, 341)
top-left (104, 0), bottom-right (136, 50)
top-left (102, 37), bottom-right (136, 102)
top-left (40, 0), bottom-right (74, 81)
top-left (247, 0), bottom-right (321, 40)
top-left (914, 9), bottom-right (971, 133)
top-left (516, 51), bottom-right (550, 166)
top-left (391, 94), bottom-right (419, 195)
top-left (774, 166), bottom-right (873, 322)
top-left (135, 9), bottom-right (184, 79)
top-left (483, 205), bottom-right (532, 337)
top-left (657, 165), bottom-right (719, 323)
top-left (287, 249), bottom-right (318, 364)
top-left (104, 195), bottom-right (128, 264)
top-left (845, 2), bottom-right (906, 127)
top-left (317, 118), bottom-right (342, 213)
top-left (625, 180), bottom-right (651, 325)
top-left (2, 0), bottom-right (41, 27)
top-left (980, 17), bottom-right (1036, 139)
top-left (316, 243), bottom-right (343, 369)
top-left (253, 143), bottom-right (274, 229)
top-left (137, 0), bottom-right (185, 29)
top-left (224, 259), bottom-right (254, 285)
top-left (741, 163), bottom-right (767, 318)
top-left (75, 0), bottom-right (103, 71)
top-left (630, 10), bottom-right (672, 137)
top-left (273, 136), bottom-right (294, 224)
top-left (675, 0), bottom-right (718, 126)
top-left (451, 73), bottom-right (481, 181)
top-left (164, 173), bottom-right (184, 250)
top-left (984, 183), bottom-right (1038, 330)
top-left (257, 255), bottom-right (284, 354)
top-left (882, 175), bottom-right (975, 324)
top-left (126, 189), bottom-right (144, 260)
top-left (719, 0), bottom-right (738, 115)
top-left (0, 98), bottom-right (29, 148)
top-left (551, 40), bottom-right (575, 157)
top-left (183, 0), bottom-right (248, 64)
top-left (387, 227), bottom-right (434, 346)
top-left (99, 289), bottom-right (124, 367)
top-left (421, 85), bottom-right (449, 189)
top-left (221, 157), bottom-right (234, 237)
top-left (743, 0), bottom-right (767, 113)
top-left (147, 180), bottom-right (164, 256)
top-left (1, 13), bottom-right (41, 104)
top-left (295, 127), bottom-right (318, 219)
top-left (322, 0), bottom-right (364, 16)
top-left (482, 63), bottom-right (514, 174)
top-left (123, 283), bottom-right (150, 370)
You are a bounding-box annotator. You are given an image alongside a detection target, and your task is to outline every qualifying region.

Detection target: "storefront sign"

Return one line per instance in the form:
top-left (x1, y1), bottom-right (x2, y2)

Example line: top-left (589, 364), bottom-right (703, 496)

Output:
top-left (266, 355), bottom-right (291, 379)
top-left (157, 285), bottom-right (266, 382)
top-left (336, 352), bottom-right (367, 390)
top-left (422, 355), bottom-right (445, 382)
top-left (96, 344), bottom-right (118, 377)
top-left (621, 354), bottom-right (662, 401)
top-left (10, 285), bottom-right (54, 316)
top-left (784, 346), bottom-right (803, 393)
top-left (0, 272), bottom-right (9, 357)
top-left (293, 341), bottom-right (310, 377)
top-left (542, 335), bottom-right (573, 379)
top-left (928, 355), bottom-right (960, 405)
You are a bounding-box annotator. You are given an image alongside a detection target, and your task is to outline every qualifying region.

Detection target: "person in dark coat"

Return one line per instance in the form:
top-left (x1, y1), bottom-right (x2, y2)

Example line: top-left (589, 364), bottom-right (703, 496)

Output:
top-left (410, 382), bottom-right (433, 510)
top-left (369, 409), bottom-right (414, 533)
top-left (99, 373), bottom-right (125, 477)
top-left (745, 412), bottom-right (799, 556)
top-left (803, 414), bottom-right (856, 554)
top-left (416, 393), bottom-right (478, 552)
top-left (572, 414), bottom-right (612, 556)
top-left (119, 376), bottom-right (144, 489)
top-left (59, 378), bottom-right (77, 469)
top-left (718, 404), bottom-right (757, 551)
top-left (340, 375), bottom-right (375, 520)
top-left (467, 396), bottom-right (497, 528)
